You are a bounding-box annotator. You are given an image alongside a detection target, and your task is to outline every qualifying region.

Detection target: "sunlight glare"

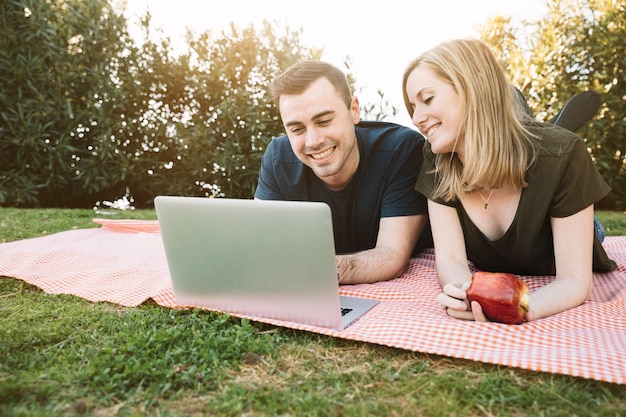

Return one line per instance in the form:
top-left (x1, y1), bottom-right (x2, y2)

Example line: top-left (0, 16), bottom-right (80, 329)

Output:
top-left (122, 0), bottom-right (548, 125)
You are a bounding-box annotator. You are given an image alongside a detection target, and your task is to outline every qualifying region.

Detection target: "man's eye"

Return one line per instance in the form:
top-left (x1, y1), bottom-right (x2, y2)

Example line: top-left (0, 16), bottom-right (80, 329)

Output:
top-left (290, 127), bottom-right (305, 134)
top-left (318, 119), bottom-right (331, 126)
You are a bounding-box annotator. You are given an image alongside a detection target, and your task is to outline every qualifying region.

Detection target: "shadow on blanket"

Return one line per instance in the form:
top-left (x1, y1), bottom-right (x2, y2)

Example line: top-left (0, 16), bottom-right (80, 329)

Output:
top-left (0, 218), bottom-right (624, 384)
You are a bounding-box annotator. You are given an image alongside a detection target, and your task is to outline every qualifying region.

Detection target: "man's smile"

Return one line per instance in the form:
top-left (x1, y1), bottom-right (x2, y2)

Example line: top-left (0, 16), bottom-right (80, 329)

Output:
top-left (310, 146), bottom-right (336, 161)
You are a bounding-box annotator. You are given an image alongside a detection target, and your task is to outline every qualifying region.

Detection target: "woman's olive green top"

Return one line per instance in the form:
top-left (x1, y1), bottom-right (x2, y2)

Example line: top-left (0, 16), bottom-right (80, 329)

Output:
top-left (415, 122), bottom-right (617, 275)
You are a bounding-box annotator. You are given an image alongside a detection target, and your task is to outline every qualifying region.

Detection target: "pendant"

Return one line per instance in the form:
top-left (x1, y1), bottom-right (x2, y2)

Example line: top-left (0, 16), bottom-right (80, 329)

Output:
top-left (484, 203), bottom-right (488, 210)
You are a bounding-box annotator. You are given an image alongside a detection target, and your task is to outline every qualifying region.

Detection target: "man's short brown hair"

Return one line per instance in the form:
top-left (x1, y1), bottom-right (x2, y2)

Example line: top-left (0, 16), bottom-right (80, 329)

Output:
top-left (270, 60), bottom-right (352, 110)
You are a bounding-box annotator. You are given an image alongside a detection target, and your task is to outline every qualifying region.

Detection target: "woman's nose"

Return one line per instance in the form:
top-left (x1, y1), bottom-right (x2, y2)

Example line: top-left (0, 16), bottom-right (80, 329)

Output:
top-left (412, 108), bottom-right (427, 130)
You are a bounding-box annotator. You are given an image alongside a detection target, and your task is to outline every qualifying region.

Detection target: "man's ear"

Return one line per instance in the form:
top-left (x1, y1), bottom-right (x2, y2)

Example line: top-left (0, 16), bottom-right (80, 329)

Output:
top-left (350, 96), bottom-right (361, 124)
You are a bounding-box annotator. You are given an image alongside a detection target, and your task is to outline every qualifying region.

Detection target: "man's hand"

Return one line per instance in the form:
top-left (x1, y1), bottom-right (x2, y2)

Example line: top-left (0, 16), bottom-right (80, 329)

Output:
top-left (336, 214), bottom-right (426, 284)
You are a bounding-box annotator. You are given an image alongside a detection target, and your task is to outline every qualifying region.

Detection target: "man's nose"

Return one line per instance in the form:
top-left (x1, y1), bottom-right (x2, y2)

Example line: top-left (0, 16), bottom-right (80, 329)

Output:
top-left (305, 127), bottom-right (324, 147)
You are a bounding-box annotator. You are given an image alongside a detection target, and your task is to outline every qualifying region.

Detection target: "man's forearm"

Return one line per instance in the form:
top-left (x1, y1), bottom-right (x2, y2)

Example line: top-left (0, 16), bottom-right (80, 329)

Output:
top-left (336, 247), bottom-right (409, 285)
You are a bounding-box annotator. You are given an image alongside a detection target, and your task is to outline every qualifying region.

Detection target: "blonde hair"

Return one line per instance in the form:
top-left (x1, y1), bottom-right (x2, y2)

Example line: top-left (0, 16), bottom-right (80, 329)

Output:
top-left (402, 39), bottom-right (537, 201)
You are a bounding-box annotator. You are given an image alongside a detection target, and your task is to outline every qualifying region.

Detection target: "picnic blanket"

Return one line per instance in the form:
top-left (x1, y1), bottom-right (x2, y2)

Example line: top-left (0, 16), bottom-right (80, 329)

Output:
top-left (1, 218), bottom-right (625, 384)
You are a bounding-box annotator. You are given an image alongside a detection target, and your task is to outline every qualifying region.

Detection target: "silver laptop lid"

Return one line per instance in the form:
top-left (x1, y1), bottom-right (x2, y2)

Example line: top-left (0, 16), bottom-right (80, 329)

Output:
top-left (155, 196), bottom-right (344, 329)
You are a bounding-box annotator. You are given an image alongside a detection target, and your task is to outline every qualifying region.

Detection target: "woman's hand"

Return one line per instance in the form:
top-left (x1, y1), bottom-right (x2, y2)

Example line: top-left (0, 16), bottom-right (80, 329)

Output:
top-left (469, 300), bottom-right (489, 322)
top-left (437, 282), bottom-right (470, 320)
top-left (437, 282), bottom-right (490, 322)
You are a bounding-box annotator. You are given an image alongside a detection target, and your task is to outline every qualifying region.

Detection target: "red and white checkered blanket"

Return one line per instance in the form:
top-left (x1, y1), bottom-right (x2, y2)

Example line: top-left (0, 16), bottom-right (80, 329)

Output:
top-left (1, 218), bottom-right (624, 384)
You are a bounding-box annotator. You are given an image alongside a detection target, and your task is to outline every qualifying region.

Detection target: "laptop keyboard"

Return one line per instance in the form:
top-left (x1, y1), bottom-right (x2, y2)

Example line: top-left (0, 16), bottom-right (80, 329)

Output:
top-left (341, 307), bottom-right (353, 316)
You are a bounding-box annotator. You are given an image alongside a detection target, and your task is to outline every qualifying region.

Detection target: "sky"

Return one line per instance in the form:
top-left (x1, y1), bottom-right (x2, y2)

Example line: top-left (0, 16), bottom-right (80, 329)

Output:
top-left (119, 0), bottom-right (548, 126)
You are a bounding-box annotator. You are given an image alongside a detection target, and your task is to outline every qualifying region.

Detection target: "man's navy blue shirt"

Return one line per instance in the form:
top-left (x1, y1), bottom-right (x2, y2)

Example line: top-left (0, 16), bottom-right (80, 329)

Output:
top-left (255, 121), bottom-right (429, 255)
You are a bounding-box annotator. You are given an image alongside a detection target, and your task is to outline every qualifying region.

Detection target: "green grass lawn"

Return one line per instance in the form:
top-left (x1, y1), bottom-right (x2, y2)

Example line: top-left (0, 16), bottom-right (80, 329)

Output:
top-left (1, 208), bottom-right (625, 416)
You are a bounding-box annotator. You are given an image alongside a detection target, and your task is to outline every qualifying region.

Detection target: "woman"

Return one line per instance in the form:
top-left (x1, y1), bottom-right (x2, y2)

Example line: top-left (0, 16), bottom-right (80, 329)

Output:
top-left (403, 39), bottom-right (616, 322)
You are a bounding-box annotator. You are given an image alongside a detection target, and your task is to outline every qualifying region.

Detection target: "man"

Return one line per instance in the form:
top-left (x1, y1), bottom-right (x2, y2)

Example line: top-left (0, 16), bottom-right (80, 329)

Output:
top-left (255, 60), bottom-right (430, 284)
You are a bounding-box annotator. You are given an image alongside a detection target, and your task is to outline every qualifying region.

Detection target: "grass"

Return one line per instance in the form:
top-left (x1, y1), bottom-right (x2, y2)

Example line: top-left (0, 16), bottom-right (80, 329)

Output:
top-left (1, 208), bottom-right (625, 416)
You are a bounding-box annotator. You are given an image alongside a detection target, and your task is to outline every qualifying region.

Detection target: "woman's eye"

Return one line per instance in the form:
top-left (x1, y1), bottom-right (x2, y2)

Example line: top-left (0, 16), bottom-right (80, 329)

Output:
top-left (424, 96), bottom-right (433, 105)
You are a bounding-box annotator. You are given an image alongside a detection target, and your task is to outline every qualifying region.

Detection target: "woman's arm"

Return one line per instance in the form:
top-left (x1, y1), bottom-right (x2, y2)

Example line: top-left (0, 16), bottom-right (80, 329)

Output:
top-left (524, 205), bottom-right (595, 321)
top-left (428, 200), bottom-right (476, 319)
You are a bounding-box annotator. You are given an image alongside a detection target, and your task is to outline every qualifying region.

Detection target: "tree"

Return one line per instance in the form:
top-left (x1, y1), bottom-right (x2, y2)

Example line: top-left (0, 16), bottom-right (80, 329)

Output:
top-left (0, 1), bottom-right (322, 207)
top-left (0, 0), bottom-right (130, 207)
top-left (479, 0), bottom-right (625, 210)
top-left (132, 20), bottom-right (320, 203)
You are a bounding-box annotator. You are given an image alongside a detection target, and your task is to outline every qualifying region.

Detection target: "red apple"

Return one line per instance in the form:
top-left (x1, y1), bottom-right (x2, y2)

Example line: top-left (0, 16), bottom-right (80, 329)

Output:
top-left (466, 271), bottom-right (529, 324)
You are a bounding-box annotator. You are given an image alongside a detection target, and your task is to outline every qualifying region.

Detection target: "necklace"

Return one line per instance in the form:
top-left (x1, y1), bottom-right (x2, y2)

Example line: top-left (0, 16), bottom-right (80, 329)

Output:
top-left (477, 188), bottom-right (495, 210)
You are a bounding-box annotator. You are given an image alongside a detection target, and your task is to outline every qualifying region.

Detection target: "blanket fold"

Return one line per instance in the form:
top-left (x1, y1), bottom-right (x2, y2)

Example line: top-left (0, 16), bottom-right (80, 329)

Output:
top-left (1, 218), bottom-right (624, 384)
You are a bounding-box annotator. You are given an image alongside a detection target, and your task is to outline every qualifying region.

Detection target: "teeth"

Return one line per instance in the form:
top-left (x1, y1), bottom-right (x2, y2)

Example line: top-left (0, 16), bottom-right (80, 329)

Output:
top-left (427, 126), bottom-right (439, 138)
top-left (312, 147), bottom-right (334, 160)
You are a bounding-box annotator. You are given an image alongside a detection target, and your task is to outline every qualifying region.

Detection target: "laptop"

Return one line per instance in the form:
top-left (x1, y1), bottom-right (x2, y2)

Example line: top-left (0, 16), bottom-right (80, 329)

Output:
top-left (154, 196), bottom-right (379, 331)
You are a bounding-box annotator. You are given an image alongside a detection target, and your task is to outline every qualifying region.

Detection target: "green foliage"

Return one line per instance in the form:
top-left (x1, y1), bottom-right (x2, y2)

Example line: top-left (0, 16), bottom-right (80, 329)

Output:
top-left (0, 1), bottom-right (319, 208)
top-left (139, 21), bottom-right (319, 201)
top-left (0, 0), bottom-right (130, 207)
top-left (480, 0), bottom-right (626, 210)
top-left (2, 0), bottom-right (622, 209)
